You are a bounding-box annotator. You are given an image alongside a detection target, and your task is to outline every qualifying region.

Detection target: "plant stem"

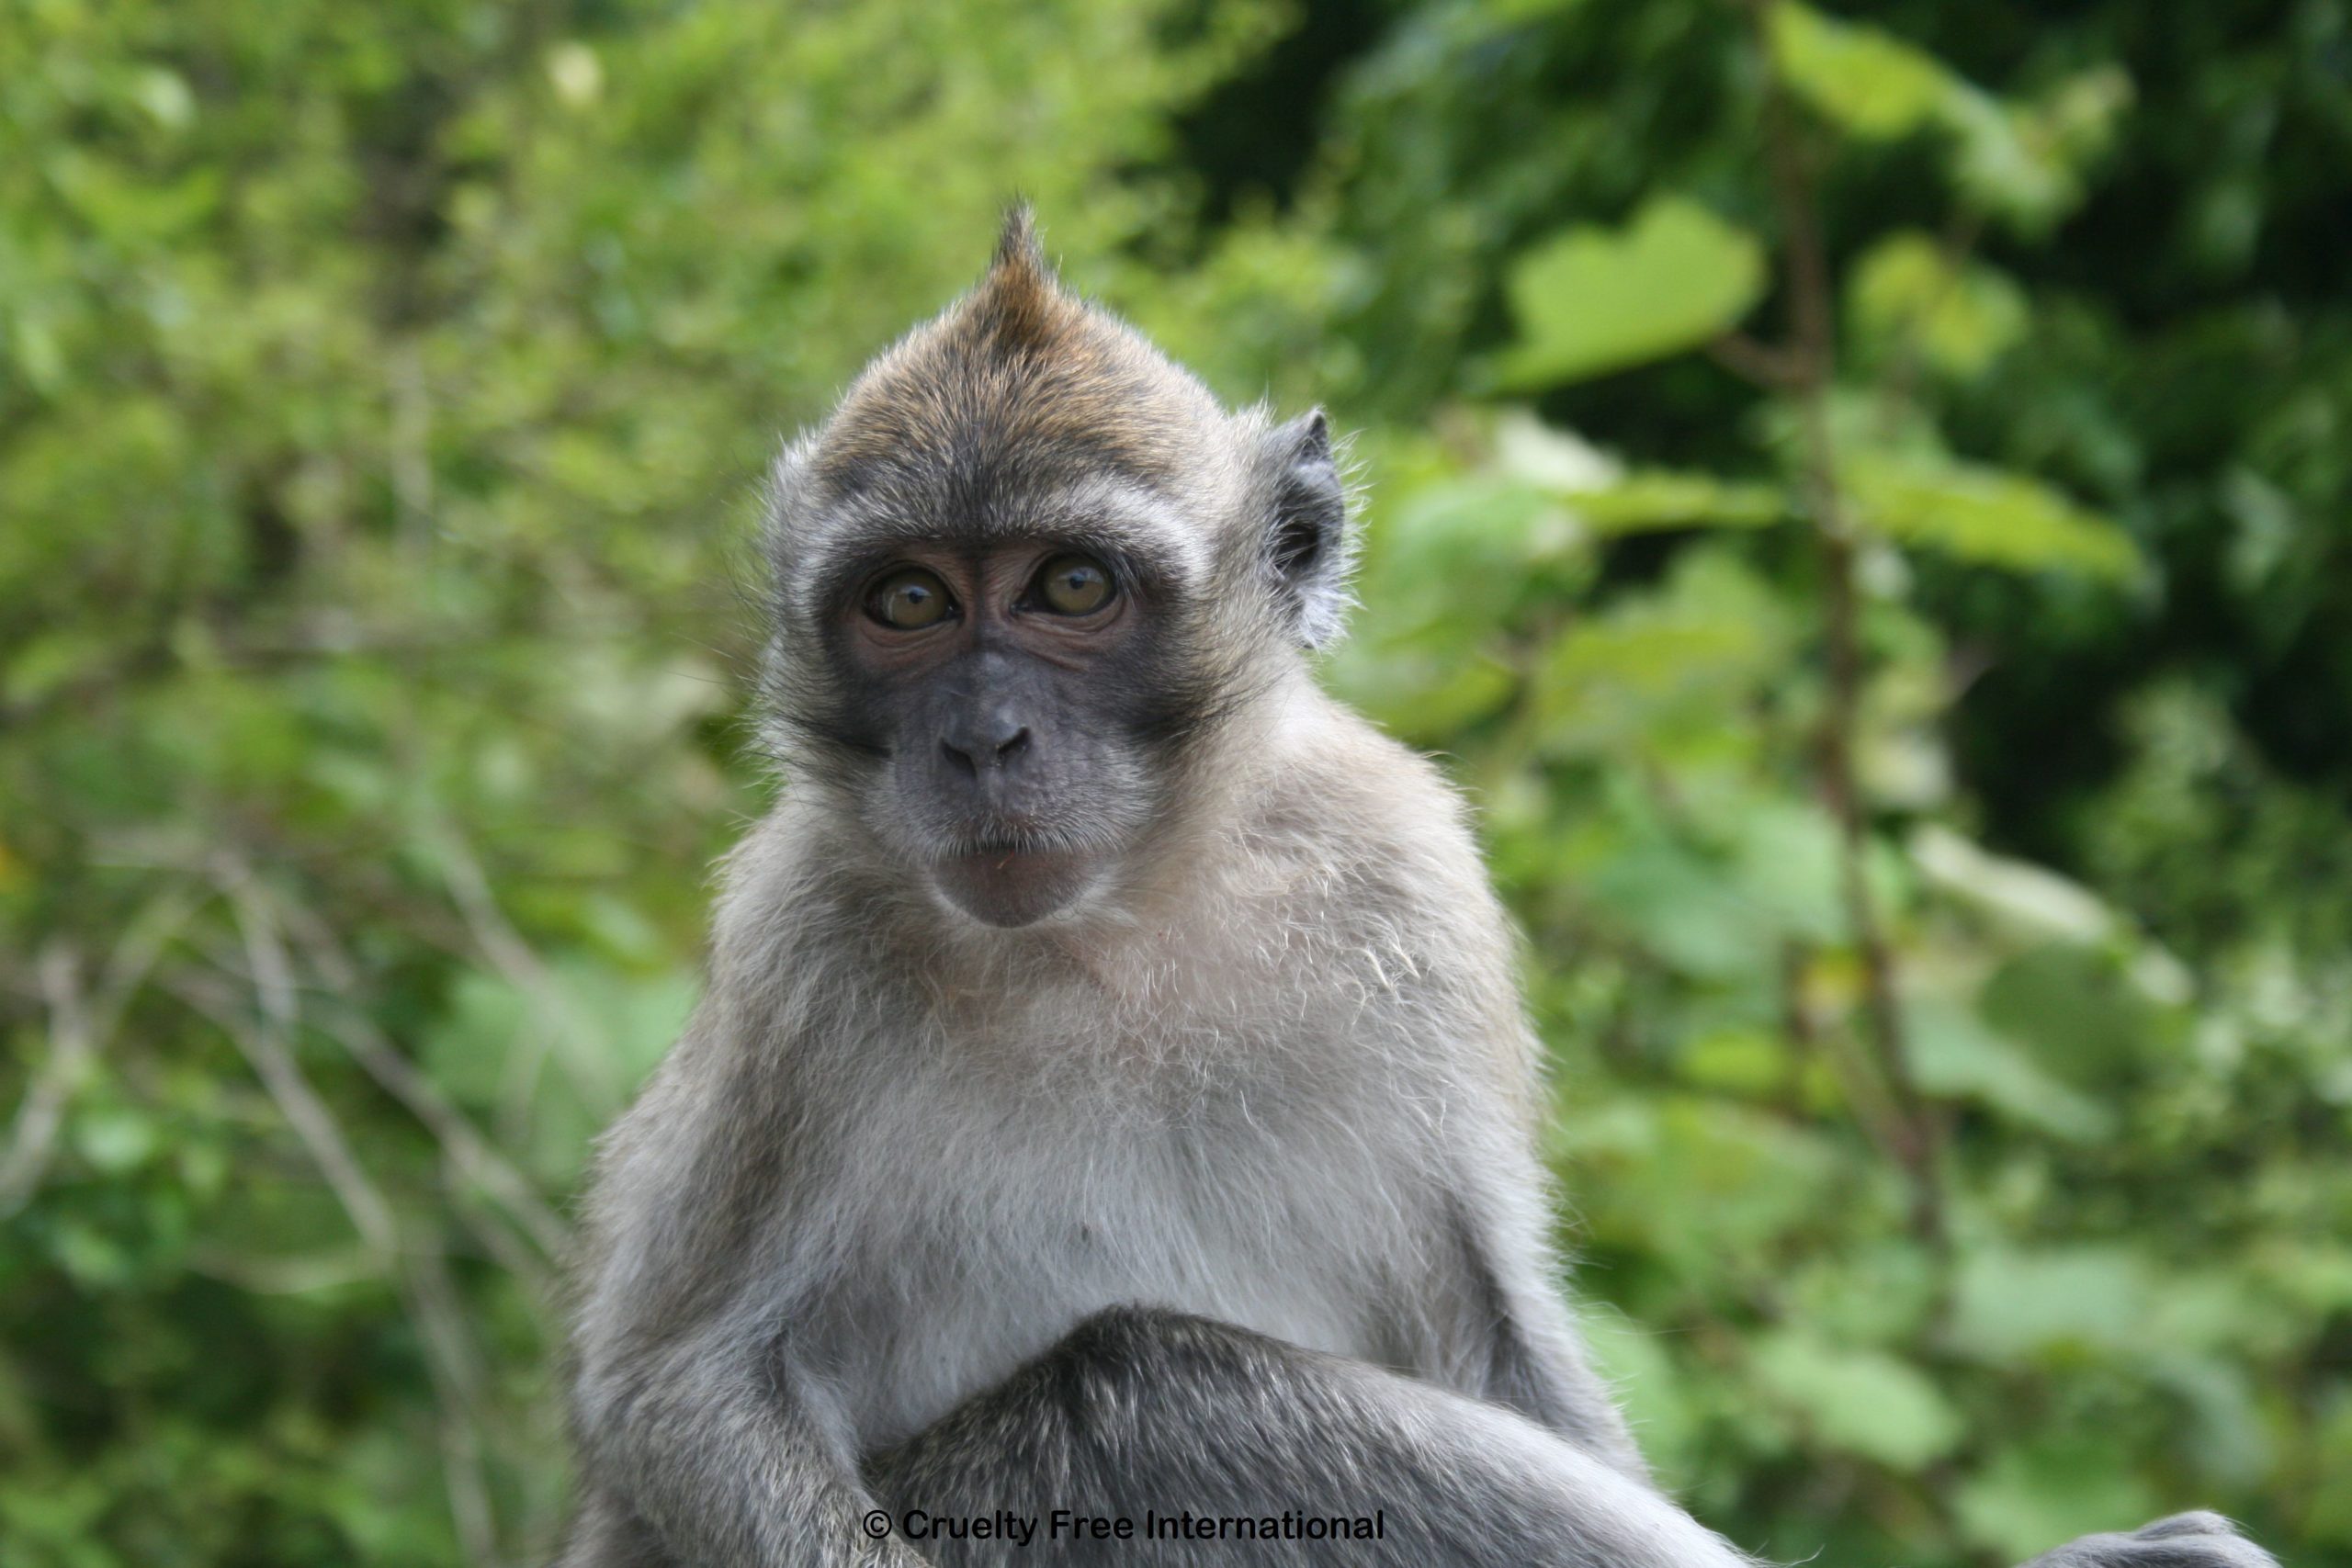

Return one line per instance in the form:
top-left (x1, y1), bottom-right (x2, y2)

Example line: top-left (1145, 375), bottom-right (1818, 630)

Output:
top-left (1743, 0), bottom-right (1946, 1249)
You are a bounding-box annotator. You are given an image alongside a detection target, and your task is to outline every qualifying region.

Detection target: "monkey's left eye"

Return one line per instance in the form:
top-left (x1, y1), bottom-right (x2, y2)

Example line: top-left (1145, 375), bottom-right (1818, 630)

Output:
top-left (865, 568), bottom-right (956, 630)
top-left (1032, 554), bottom-right (1115, 616)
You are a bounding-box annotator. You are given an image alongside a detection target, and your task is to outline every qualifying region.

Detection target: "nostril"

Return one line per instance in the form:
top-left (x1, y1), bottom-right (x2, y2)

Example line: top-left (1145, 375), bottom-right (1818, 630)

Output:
top-left (941, 739), bottom-right (977, 778)
top-left (994, 728), bottom-right (1031, 761)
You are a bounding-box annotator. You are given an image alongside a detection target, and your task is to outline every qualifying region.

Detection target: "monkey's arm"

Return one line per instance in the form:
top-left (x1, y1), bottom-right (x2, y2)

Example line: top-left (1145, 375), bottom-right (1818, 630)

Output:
top-left (559, 988), bottom-right (926, 1568)
top-left (1480, 1287), bottom-right (1645, 1471)
top-left (564, 1288), bottom-right (922, 1568)
top-left (875, 1306), bottom-right (1756, 1568)
top-left (1442, 1162), bottom-right (1651, 1476)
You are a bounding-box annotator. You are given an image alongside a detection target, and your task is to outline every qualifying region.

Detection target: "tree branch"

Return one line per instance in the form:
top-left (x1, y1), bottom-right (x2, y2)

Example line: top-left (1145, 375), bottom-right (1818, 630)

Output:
top-left (1742, 0), bottom-right (1946, 1249)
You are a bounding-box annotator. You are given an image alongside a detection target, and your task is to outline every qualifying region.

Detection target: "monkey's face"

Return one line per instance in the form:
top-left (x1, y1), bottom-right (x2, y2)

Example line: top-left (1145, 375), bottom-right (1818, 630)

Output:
top-left (815, 528), bottom-right (1200, 928)
top-left (762, 218), bottom-right (1354, 927)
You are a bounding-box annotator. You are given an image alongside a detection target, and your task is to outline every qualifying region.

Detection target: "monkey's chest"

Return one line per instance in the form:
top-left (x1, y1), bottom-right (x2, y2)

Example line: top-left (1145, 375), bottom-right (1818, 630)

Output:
top-left (797, 1083), bottom-right (1439, 1454)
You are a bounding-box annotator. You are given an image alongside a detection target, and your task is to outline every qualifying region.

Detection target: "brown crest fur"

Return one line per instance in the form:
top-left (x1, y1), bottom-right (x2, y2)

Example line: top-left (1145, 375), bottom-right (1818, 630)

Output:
top-left (809, 206), bottom-right (1223, 500)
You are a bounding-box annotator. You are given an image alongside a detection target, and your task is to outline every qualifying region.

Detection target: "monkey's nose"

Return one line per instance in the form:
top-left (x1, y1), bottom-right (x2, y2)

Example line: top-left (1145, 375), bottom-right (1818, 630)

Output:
top-left (940, 723), bottom-right (1031, 776)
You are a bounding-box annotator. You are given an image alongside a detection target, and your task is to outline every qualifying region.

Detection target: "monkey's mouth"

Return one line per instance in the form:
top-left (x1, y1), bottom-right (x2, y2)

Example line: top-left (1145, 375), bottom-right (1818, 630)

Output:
top-left (928, 841), bottom-right (1101, 928)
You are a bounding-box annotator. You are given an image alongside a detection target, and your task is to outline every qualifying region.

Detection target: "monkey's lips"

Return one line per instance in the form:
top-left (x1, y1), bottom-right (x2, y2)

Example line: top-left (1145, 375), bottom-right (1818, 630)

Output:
top-left (929, 844), bottom-right (1101, 928)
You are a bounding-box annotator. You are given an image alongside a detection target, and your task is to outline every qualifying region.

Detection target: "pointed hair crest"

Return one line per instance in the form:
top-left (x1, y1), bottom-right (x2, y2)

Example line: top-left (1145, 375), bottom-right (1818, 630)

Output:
top-left (962, 201), bottom-right (1078, 358)
top-left (804, 206), bottom-right (1223, 498)
top-left (992, 201), bottom-right (1047, 276)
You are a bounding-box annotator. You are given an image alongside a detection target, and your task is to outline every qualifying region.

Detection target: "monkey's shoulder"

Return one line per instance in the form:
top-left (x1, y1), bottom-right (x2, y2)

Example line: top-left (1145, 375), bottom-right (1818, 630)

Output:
top-left (1243, 699), bottom-right (1503, 923)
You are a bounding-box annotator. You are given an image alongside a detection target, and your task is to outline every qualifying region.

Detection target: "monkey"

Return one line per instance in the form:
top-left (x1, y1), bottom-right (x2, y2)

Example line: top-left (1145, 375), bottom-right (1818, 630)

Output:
top-left (553, 209), bottom-right (2279, 1568)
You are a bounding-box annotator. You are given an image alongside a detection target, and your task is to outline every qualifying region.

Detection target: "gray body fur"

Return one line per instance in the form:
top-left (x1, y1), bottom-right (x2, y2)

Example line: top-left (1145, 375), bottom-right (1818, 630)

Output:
top-left (555, 215), bottom-right (2278, 1568)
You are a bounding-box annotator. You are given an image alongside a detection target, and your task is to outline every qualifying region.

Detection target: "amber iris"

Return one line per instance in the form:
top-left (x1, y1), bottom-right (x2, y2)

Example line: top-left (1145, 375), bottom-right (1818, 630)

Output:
top-left (866, 568), bottom-right (955, 629)
top-left (1034, 554), bottom-right (1114, 615)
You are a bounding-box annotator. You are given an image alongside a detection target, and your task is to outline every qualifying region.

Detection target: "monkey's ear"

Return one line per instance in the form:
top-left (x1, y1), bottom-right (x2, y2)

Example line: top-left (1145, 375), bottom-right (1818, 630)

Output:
top-left (762, 437), bottom-right (816, 600)
top-left (1265, 409), bottom-right (1354, 649)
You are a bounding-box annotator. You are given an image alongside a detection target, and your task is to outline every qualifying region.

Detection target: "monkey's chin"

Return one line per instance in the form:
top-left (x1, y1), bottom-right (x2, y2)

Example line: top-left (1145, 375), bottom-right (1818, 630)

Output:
top-left (929, 848), bottom-right (1101, 928)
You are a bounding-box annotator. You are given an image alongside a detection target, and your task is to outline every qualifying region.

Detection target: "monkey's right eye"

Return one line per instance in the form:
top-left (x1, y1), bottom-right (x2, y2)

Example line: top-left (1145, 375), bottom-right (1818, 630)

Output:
top-left (865, 568), bottom-right (956, 630)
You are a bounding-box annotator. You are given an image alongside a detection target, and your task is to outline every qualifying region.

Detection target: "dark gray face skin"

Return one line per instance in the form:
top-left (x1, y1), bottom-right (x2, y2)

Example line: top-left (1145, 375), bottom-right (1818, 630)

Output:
top-left (814, 531), bottom-right (1197, 927)
top-left (774, 408), bottom-right (1351, 931)
top-left (754, 212), bottom-right (1356, 931)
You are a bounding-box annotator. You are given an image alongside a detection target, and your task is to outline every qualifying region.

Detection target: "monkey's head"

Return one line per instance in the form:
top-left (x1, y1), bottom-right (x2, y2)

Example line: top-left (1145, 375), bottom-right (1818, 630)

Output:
top-left (760, 208), bottom-right (1352, 929)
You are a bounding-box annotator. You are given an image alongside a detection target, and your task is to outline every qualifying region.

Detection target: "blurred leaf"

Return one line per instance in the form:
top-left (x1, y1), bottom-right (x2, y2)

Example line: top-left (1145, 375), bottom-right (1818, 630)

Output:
top-left (1497, 411), bottom-right (1789, 533)
top-left (1532, 549), bottom-right (1795, 761)
top-left (71, 1106), bottom-right (161, 1175)
top-left (1493, 197), bottom-right (1766, 388)
top-left (1977, 945), bottom-right (2177, 1091)
top-left (1555, 1097), bottom-right (1854, 1269)
top-left (1947, 1245), bottom-right (2150, 1363)
top-left (1908, 997), bottom-right (2117, 1140)
top-left (1842, 453), bottom-right (2139, 579)
top-left (1956, 1437), bottom-right (2158, 1563)
top-left (1581, 1307), bottom-right (1702, 1482)
top-left (1585, 834), bottom-right (1782, 980)
top-left (1911, 824), bottom-right (2115, 944)
top-left (1678, 1028), bottom-right (1789, 1097)
top-left (1770, 3), bottom-right (1954, 141)
top-left (1748, 1327), bottom-right (1965, 1469)
top-left (1771, 6), bottom-right (2129, 232)
top-left (1948, 66), bottom-right (2135, 232)
top-left (1849, 232), bottom-right (2029, 378)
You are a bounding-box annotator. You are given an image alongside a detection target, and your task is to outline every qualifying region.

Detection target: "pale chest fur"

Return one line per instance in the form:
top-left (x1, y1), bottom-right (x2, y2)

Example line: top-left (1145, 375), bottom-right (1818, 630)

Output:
top-left (776, 923), bottom-right (1479, 1455)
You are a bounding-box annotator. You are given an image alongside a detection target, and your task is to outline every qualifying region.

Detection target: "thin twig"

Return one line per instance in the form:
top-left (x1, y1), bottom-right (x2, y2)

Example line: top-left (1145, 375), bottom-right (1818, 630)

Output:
top-left (190, 891), bottom-right (570, 1314)
top-left (1741, 0), bottom-right (1946, 1248)
top-left (197, 864), bottom-right (503, 1562)
top-left (0, 945), bottom-right (96, 1215)
top-left (277, 898), bottom-right (572, 1264)
top-left (1706, 330), bottom-right (1804, 389)
top-left (0, 886), bottom-right (208, 1214)
top-left (428, 819), bottom-right (622, 1120)
top-left (173, 960), bottom-right (502, 1564)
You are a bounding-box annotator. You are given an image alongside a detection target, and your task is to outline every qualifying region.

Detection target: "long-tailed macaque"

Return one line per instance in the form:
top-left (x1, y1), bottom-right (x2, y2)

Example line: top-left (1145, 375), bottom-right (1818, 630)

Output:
top-left (555, 210), bottom-right (2278, 1568)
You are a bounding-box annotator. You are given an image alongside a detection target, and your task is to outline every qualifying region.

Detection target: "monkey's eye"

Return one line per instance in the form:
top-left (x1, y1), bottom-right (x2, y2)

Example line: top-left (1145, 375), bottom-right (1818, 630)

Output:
top-left (865, 568), bottom-right (956, 630)
top-left (1033, 554), bottom-right (1115, 616)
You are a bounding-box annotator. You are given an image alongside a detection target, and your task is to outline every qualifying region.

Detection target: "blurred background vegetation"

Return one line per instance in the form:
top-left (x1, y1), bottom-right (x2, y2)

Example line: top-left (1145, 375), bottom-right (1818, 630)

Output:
top-left (4, 0), bottom-right (2349, 1562)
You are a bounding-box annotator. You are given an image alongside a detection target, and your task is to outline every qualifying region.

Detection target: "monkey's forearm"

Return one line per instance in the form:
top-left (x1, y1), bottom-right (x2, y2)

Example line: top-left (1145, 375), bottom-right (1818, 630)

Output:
top-left (1445, 1185), bottom-right (1649, 1475)
top-left (572, 1334), bottom-right (923, 1568)
top-left (1481, 1304), bottom-right (1647, 1474)
top-left (874, 1308), bottom-right (1754, 1568)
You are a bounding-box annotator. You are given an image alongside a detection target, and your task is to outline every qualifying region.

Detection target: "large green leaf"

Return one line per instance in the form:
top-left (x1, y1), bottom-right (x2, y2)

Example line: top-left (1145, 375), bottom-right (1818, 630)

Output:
top-left (1956, 1438), bottom-right (2158, 1563)
top-left (1747, 1328), bottom-right (1966, 1470)
top-left (1842, 453), bottom-right (2139, 579)
top-left (1769, 2), bottom-right (1954, 141)
top-left (1493, 197), bottom-right (1767, 388)
top-left (1947, 1244), bottom-right (2151, 1363)
top-left (1848, 232), bottom-right (2030, 378)
top-left (1907, 997), bottom-right (2117, 1141)
top-left (1496, 411), bottom-right (1790, 533)
top-left (1532, 550), bottom-right (1796, 766)
top-left (1910, 824), bottom-right (2115, 943)
top-left (1771, 5), bottom-right (2130, 231)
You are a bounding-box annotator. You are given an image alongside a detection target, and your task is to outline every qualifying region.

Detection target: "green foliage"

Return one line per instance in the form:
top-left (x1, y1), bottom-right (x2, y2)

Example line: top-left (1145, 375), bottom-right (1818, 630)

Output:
top-left (1769, 1), bottom-right (1956, 141)
top-left (5, 0), bottom-right (2350, 1565)
top-left (1493, 197), bottom-right (1767, 387)
top-left (1841, 453), bottom-right (2140, 580)
top-left (1847, 233), bottom-right (2029, 380)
